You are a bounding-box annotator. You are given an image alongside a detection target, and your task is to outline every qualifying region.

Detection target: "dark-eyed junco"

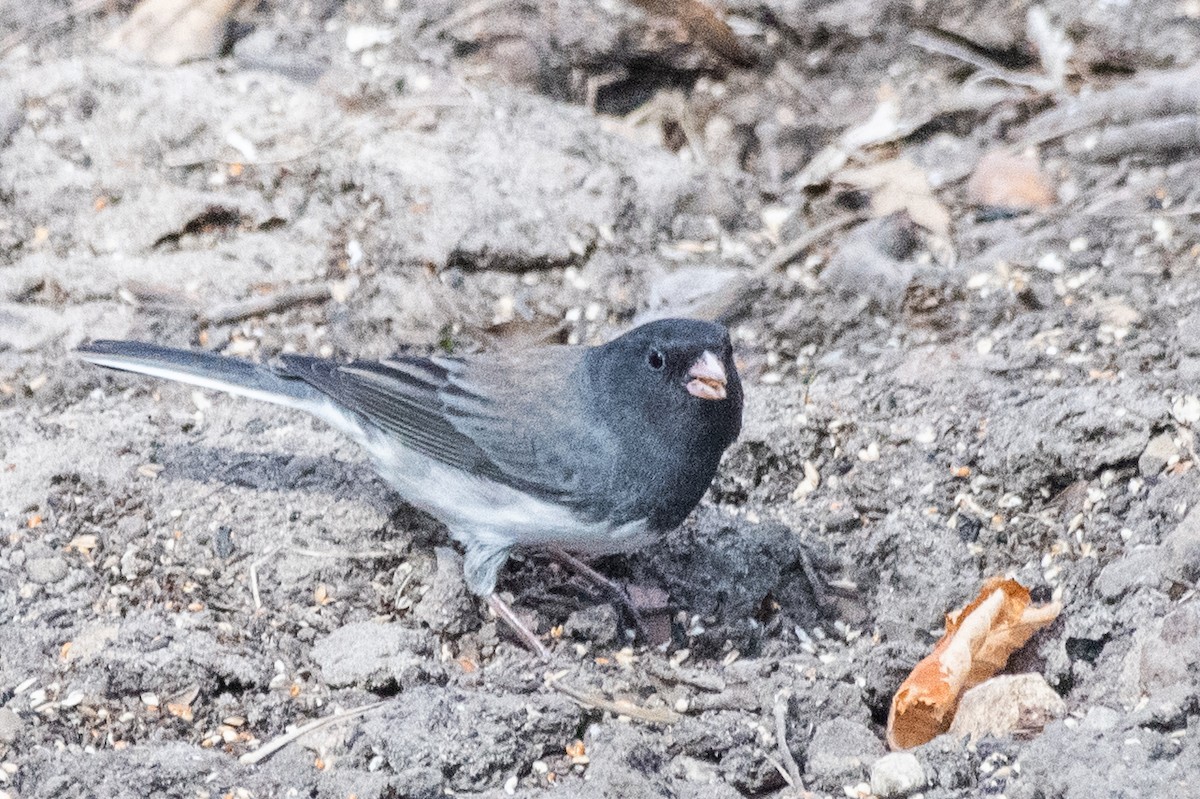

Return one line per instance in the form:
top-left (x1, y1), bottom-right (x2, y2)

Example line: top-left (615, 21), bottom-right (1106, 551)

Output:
top-left (78, 318), bottom-right (743, 656)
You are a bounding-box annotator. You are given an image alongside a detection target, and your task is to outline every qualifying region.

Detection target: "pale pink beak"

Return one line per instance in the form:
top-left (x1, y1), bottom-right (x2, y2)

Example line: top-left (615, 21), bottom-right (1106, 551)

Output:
top-left (686, 350), bottom-right (727, 401)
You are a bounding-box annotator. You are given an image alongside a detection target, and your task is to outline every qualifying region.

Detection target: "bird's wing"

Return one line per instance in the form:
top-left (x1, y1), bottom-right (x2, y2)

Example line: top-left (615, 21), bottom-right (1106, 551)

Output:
top-left (279, 349), bottom-right (610, 507)
top-left (436, 347), bottom-right (614, 506)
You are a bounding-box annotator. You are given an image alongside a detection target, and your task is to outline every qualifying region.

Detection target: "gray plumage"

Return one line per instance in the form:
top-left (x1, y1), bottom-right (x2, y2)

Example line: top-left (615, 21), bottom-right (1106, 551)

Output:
top-left (78, 319), bottom-right (743, 599)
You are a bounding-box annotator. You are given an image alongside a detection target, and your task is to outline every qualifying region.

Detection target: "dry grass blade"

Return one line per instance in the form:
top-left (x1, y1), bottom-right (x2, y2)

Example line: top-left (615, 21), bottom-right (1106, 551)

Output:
top-left (239, 701), bottom-right (387, 765)
top-left (201, 284), bottom-right (332, 326)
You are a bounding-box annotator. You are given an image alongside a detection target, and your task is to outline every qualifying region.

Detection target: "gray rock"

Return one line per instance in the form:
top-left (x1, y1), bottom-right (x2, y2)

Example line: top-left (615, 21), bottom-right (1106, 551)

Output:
top-left (1129, 684), bottom-right (1192, 732)
top-left (1162, 505), bottom-right (1200, 583)
top-left (0, 707), bottom-right (22, 745)
top-left (1119, 603), bottom-right (1200, 704)
top-left (870, 751), bottom-right (926, 798)
top-left (25, 554), bottom-right (68, 585)
top-left (806, 718), bottom-right (886, 785)
top-left (564, 602), bottom-right (619, 646)
top-left (311, 622), bottom-right (438, 689)
top-left (1078, 705), bottom-right (1122, 731)
top-left (948, 674), bottom-right (1066, 741)
top-left (981, 385), bottom-right (1160, 494)
top-left (1138, 432), bottom-right (1177, 476)
top-left (1094, 548), bottom-right (1162, 601)
top-left (412, 547), bottom-right (478, 636)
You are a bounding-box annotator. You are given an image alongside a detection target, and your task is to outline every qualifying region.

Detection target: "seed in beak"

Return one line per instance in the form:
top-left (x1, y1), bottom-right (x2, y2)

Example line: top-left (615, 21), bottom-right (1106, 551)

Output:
top-left (686, 350), bottom-right (727, 401)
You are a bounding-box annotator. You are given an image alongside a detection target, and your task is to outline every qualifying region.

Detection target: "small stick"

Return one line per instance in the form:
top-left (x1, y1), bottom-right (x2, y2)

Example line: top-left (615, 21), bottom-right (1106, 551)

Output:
top-left (909, 29), bottom-right (1055, 92)
top-left (289, 546), bottom-right (397, 560)
top-left (239, 700), bottom-right (387, 765)
top-left (774, 691), bottom-right (804, 790)
top-left (201, 284), bottom-right (331, 326)
top-left (249, 543), bottom-right (283, 610)
top-left (760, 213), bottom-right (868, 274)
top-left (487, 593), bottom-right (550, 660)
top-left (421, 0), bottom-right (512, 38)
top-left (550, 679), bottom-right (681, 725)
top-left (161, 127), bottom-right (350, 168)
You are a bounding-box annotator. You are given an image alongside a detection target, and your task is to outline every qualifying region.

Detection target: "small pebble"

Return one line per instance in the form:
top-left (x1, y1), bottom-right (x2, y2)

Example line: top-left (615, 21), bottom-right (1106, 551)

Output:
top-left (25, 555), bottom-right (68, 585)
top-left (870, 751), bottom-right (926, 798)
top-left (0, 709), bottom-right (22, 745)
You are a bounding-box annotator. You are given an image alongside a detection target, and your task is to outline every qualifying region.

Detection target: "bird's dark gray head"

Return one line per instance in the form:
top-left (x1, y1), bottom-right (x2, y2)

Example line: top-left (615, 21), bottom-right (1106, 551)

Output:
top-left (583, 318), bottom-right (743, 528)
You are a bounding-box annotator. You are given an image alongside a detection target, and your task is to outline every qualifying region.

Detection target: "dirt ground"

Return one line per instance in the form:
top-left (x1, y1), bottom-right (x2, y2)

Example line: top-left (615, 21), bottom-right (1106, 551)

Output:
top-left (2, 0), bottom-right (1200, 797)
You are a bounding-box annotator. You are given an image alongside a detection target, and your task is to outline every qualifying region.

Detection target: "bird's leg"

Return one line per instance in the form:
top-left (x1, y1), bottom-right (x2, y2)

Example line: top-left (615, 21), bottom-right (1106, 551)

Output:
top-left (486, 593), bottom-right (550, 660)
top-left (547, 546), bottom-right (650, 642)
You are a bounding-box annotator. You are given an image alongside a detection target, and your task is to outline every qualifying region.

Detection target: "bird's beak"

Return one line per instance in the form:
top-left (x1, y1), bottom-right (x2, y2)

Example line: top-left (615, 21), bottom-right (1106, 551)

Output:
top-left (686, 350), bottom-right (727, 401)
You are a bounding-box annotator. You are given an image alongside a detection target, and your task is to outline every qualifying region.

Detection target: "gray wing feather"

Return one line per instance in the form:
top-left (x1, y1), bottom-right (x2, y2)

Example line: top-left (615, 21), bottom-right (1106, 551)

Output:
top-left (278, 354), bottom-right (504, 479)
top-left (278, 350), bottom-right (608, 507)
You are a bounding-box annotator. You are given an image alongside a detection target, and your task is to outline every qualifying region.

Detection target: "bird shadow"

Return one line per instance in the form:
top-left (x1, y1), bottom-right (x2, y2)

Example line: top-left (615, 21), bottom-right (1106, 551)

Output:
top-left (155, 442), bottom-right (401, 517)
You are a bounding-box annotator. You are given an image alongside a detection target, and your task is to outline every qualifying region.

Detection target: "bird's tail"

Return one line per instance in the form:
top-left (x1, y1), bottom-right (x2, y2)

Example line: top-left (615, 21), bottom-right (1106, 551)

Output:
top-left (78, 340), bottom-right (325, 414)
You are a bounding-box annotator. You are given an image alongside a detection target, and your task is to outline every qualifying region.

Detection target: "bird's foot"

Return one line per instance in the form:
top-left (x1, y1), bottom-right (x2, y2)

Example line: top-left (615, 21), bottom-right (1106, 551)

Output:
top-left (548, 546), bottom-right (652, 643)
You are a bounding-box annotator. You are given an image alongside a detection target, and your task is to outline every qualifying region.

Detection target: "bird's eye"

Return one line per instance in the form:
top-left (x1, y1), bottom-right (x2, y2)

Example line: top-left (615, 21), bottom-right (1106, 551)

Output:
top-left (647, 349), bottom-right (665, 370)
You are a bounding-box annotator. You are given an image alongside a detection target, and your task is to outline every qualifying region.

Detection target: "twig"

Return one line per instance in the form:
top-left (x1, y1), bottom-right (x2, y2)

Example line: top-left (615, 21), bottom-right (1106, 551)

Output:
top-left (422, 0), bottom-right (513, 39)
top-left (766, 753), bottom-right (795, 788)
top-left (549, 679), bottom-right (680, 724)
top-left (685, 213), bottom-right (867, 326)
top-left (909, 29), bottom-right (1056, 92)
top-left (201, 284), bottom-right (332, 326)
top-left (761, 213), bottom-right (868, 274)
top-left (239, 700), bottom-right (387, 765)
top-left (774, 691), bottom-right (803, 790)
top-left (289, 546), bottom-right (398, 560)
top-left (162, 128), bottom-right (350, 169)
top-left (249, 543), bottom-right (284, 610)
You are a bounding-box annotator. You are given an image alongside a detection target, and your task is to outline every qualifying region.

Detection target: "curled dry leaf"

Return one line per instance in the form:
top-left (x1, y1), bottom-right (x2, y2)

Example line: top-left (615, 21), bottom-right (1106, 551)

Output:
top-left (886, 577), bottom-right (1061, 750)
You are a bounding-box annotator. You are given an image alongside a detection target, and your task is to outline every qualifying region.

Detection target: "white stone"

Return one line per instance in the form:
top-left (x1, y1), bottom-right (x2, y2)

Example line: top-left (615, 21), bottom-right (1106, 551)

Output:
top-left (870, 752), bottom-right (926, 798)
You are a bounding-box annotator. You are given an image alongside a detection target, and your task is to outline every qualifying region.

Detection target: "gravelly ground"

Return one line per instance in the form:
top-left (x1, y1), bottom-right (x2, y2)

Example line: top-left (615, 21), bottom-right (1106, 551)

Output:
top-left (2, 1), bottom-right (1199, 797)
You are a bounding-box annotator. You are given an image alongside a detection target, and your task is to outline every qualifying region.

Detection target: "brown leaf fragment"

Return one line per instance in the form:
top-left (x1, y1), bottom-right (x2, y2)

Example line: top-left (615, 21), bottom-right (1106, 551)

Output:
top-left (886, 577), bottom-right (1061, 750)
top-left (627, 0), bottom-right (752, 65)
top-left (968, 151), bottom-right (1055, 212)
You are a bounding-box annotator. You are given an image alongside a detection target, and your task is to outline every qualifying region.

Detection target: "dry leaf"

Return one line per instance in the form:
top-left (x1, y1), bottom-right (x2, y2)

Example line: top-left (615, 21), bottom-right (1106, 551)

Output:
top-left (105, 0), bottom-right (245, 66)
top-left (627, 0), bottom-right (752, 65)
top-left (66, 534), bottom-right (99, 560)
top-left (166, 702), bottom-right (194, 722)
top-left (796, 100), bottom-right (903, 187)
top-left (165, 683), bottom-right (200, 721)
top-left (886, 577), bottom-right (1061, 749)
top-left (967, 151), bottom-right (1055, 212)
top-left (838, 159), bottom-right (951, 237)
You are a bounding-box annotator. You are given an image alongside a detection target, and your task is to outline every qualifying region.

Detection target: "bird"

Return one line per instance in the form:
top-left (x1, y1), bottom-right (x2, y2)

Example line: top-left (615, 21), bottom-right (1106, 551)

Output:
top-left (78, 318), bottom-right (743, 656)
